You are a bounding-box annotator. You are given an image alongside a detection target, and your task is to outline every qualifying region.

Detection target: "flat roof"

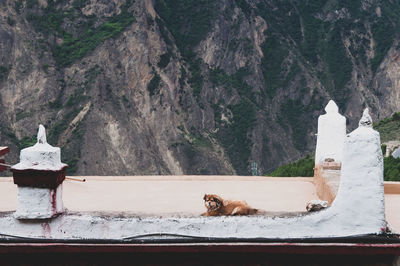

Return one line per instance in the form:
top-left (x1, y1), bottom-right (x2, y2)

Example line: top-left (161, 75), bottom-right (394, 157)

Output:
top-left (0, 176), bottom-right (399, 232)
top-left (0, 176), bottom-right (316, 215)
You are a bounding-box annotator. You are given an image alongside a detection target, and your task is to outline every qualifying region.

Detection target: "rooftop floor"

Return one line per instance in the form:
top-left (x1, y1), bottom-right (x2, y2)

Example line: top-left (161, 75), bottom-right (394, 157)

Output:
top-left (0, 176), bottom-right (316, 215)
top-left (0, 176), bottom-right (399, 232)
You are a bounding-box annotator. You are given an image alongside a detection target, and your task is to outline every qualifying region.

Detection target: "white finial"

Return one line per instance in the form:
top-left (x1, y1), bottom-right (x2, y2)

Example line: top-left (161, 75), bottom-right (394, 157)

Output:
top-left (359, 108), bottom-right (372, 128)
top-left (324, 100), bottom-right (339, 114)
top-left (37, 124), bottom-right (47, 144)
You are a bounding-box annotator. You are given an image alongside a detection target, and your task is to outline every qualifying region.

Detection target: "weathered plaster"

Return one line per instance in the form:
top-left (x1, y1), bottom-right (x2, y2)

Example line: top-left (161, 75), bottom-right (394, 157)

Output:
top-left (14, 185), bottom-right (63, 219)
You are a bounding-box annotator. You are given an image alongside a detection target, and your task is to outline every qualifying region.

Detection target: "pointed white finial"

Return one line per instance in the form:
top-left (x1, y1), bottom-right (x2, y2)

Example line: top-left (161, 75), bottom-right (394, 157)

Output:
top-left (37, 124), bottom-right (47, 144)
top-left (359, 108), bottom-right (372, 128)
top-left (325, 100), bottom-right (339, 114)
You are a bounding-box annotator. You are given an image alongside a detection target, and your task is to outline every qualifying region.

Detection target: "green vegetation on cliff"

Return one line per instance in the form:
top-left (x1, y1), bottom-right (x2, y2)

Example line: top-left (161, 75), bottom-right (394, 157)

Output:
top-left (155, 0), bottom-right (216, 99)
top-left (268, 152), bottom-right (400, 181)
top-left (213, 98), bottom-right (256, 175)
top-left (374, 111), bottom-right (400, 181)
top-left (257, 1), bottom-right (354, 109)
top-left (148, 72), bottom-right (161, 96)
top-left (268, 154), bottom-right (314, 177)
top-left (268, 111), bottom-right (400, 181)
top-left (370, 3), bottom-right (400, 72)
top-left (374, 112), bottom-right (400, 143)
top-left (278, 99), bottom-right (309, 150)
top-left (53, 15), bottom-right (135, 67)
top-left (260, 36), bottom-right (288, 97)
top-left (209, 67), bottom-right (256, 174)
top-left (154, 0), bottom-right (216, 58)
top-left (0, 66), bottom-right (10, 82)
top-left (26, 0), bottom-right (135, 67)
top-left (384, 156), bottom-right (400, 181)
top-left (209, 66), bottom-right (254, 101)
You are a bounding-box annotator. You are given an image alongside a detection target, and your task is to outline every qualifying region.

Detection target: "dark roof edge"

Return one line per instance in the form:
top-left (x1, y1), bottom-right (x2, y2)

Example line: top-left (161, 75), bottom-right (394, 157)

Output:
top-left (1, 233), bottom-right (400, 244)
top-left (1, 233), bottom-right (400, 254)
top-left (0, 241), bottom-right (400, 255)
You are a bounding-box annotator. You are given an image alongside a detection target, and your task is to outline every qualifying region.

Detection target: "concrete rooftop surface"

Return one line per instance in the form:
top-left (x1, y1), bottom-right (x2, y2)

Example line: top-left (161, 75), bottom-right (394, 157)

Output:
top-left (0, 175), bottom-right (399, 232)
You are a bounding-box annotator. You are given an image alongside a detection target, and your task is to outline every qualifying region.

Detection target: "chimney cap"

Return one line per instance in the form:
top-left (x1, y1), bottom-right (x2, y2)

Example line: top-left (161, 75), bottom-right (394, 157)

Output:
top-left (11, 125), bottom-right (67, 171)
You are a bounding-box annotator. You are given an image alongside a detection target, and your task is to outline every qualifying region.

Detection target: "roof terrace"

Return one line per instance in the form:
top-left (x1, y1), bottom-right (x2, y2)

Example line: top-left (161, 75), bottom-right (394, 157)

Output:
top-left (0, 175), bottom-right (399, 232)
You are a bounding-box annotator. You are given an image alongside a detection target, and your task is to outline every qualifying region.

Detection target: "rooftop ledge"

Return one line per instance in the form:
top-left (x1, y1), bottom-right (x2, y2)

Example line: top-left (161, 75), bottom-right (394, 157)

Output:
top-left (0, 175), bottom-right (399, 241)
top-left (0, 176), bottom-right (316, 216)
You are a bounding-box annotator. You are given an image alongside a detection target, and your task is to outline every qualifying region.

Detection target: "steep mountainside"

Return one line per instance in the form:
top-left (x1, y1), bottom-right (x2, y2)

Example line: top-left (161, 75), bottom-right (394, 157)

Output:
top-left (1, 0), bottom-right (400, 175)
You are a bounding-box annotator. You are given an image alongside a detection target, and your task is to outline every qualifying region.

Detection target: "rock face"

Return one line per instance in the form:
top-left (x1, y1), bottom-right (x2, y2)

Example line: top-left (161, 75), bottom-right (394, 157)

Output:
top-left (0, 0), bottom-right (400, 175)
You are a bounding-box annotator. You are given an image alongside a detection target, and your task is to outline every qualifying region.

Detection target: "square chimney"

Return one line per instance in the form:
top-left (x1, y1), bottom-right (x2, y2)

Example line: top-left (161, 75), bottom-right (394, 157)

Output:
top-left (11, 125), bottom-right (68, 219)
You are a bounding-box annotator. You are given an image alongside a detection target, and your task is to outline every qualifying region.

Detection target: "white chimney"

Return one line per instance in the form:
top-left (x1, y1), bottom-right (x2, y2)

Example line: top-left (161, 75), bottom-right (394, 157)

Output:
top-left (315, 100), bottom-right (346, 166)
top-left (11, 125), bottom-right (68, 219)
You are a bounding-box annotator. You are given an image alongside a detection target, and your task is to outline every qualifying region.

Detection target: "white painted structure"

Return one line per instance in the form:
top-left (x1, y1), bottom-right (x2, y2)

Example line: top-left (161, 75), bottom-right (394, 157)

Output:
top-left (15, 185), bottom-right (64, 219)
top-left (315, 100), bottom-right (346, 165)
top-left (12, 125), bottom-right (67, 171)
top-left (0, 109), bottom-right (387, 240)
top-left (392, 148), bottom-right (400, 158)
top-left (11, 125), bottom-right (67, 219)
top-left (329, 108), bottom-right (385, 229)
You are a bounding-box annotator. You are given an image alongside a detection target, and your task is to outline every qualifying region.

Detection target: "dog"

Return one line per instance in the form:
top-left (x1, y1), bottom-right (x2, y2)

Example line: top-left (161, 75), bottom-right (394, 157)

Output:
top-left (202, 194), bottom-right (258, 216)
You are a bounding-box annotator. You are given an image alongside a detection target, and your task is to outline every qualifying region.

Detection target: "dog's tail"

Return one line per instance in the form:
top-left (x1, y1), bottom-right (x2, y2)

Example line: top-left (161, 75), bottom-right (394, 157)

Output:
top-left (249, 208), bottom-right (258, 215)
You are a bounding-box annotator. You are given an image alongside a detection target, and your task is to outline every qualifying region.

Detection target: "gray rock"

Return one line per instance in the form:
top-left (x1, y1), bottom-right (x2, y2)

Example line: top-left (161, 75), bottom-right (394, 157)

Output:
top-left (306, 200), bottom-right (328, 212)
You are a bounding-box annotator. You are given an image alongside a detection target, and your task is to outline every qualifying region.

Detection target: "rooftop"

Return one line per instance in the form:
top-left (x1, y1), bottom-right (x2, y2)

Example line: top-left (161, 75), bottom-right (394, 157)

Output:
top-left (0, 176), bottom-right (315, 216)
top-left (1, 175), bottom-right (399, 232)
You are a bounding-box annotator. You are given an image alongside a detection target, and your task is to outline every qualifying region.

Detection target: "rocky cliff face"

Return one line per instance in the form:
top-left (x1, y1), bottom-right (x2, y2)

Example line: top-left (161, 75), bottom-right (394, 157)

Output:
top-left (0, 0), bottom-right (399, 175)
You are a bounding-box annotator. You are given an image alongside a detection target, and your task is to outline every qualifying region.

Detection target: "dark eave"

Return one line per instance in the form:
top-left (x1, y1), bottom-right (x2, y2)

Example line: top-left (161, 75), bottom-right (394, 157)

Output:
top-left (0, 146), bottom-right (10, 157)
top-left (0, 242), bottom-right (400, 255)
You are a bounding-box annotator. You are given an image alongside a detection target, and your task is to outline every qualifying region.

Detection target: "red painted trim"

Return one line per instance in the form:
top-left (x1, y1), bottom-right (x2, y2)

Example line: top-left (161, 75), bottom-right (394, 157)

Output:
top-left (0, 243), bottom-right (400, 255)
top-left (0, 159), bottom-right (6, 172)
top-left (11, 167), bottom-right (67, 189)
top-left (0, 146), bottom-right (10, 157)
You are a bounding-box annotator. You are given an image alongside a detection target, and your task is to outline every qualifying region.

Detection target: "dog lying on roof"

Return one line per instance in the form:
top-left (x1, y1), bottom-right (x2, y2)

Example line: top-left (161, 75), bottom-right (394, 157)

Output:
top-left (202, 194), bottom-right (258, 216)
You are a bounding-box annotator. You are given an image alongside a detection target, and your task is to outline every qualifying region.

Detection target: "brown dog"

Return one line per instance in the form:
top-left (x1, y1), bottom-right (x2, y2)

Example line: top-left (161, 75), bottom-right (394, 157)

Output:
top-left (202, 194), bottom-right (258, 216)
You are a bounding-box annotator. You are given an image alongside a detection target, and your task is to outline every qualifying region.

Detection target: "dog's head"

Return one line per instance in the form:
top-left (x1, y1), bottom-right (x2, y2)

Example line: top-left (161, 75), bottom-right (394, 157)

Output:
top-left (203, 194), bottom-right (223, 211)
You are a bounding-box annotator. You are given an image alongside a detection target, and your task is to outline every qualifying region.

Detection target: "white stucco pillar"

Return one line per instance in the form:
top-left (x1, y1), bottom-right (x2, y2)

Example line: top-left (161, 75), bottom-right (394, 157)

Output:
top-left (15, 185), bottom-right (63, 219)
top-left (315, 100), bottom-right (346, 165)
top-left (331, 108), bottom-right (386, 228)
top-left (11, 125), bottom-right (68, 219)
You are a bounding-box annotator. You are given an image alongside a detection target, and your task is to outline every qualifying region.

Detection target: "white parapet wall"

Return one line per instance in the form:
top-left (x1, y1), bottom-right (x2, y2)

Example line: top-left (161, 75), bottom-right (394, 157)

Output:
top-left (0, 110), bottom-right (387, 240)
top-left (315, 100), bottom-right (346, 165)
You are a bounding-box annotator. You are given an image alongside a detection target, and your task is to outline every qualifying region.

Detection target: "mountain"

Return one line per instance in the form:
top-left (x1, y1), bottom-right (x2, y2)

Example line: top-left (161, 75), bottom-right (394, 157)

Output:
top-left (1, 0), bottom-right (400, 175)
